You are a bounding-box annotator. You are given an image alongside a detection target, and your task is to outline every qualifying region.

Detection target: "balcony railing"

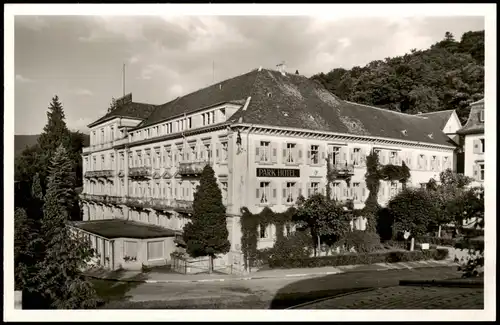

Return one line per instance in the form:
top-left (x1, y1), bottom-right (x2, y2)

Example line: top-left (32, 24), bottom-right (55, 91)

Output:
top-left (84, 170), bottom-right (115, 178)
top-left (129, 166), bottom-right (151, 178)
top-left (178, 161), bottom-right (212, 176)
top-left (123, 197), bottom-right (193, 212)
top-left (79, 193), bottom-right (125, 205)
top-left (175, 199), bottom-right (194, 211)
top-left (329, 161), bottom-right (355, 176)
top-left (82, 137), bottom-right (128, 154)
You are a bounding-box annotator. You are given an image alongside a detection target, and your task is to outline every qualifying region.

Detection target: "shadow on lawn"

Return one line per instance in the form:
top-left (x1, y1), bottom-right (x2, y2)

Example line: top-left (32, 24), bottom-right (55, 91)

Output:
top-left (269, 265), bottom-right (463, 309)
top-left (88, 270), bottom-right (148, 307)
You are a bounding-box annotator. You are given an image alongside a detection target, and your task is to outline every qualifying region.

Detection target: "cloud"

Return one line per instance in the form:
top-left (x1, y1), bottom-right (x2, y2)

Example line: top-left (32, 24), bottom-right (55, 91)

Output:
top-left (15, 16), bottom-right (48, 31)
top-left (73, 88), bottom-right (93, 96)
top-left (15, 74), bottom-right (34, 83)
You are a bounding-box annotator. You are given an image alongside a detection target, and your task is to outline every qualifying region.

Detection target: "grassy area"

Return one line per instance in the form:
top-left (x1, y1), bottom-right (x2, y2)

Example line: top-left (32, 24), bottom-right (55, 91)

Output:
top-left (102, 296), bottom-right (269, 309)
top-left (90, 273), bottom-right (147, 305)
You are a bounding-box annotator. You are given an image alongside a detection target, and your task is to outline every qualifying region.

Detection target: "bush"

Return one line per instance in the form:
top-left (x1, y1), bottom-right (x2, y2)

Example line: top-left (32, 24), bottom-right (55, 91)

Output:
top-left (271, 231), bottom-right (313, 260)
top-left (339, 231), bottom-right (381, 253)
top-left (417, 236), bottom-right (456, 247)
top-left (268, 248), bottom-right (449, 269)
top-left (382, 240), bottom-right (408, 250)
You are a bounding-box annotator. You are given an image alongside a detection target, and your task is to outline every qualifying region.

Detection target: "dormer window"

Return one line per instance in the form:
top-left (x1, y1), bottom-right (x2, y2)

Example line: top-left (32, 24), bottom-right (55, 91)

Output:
top-left (428, 133), bottom-right (433, 139)
top-left (401, 129), bottom-right (407, 136)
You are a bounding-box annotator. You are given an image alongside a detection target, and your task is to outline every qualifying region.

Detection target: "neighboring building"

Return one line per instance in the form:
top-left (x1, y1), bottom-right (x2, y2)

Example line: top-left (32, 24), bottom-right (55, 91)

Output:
top-left (73, 66), bottom-right (458, 272)
top-left (456, 99), bottom-right (485, 187)
top-left (417, 110), bottom-right (463, 173)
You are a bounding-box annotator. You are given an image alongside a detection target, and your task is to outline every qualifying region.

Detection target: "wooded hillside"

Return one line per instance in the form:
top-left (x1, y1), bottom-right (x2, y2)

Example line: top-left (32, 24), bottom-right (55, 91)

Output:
top-left (311, 31), bottom-right (484, 124)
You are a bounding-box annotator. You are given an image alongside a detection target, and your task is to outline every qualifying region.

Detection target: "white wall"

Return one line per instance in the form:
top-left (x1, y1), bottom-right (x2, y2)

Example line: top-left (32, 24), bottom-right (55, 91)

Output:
top-left (463, 133), bottom-right (485, 186)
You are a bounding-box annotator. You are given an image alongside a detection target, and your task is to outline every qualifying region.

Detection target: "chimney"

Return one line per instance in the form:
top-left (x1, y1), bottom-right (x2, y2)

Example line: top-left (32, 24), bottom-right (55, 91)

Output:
top-left (276, 62), bottom-right (286, 76)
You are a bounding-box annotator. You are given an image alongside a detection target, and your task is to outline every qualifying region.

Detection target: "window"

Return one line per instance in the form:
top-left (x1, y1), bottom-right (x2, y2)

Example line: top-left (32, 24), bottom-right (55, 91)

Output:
top-left (123, 241), bottom-right (138, 259)
top-left (259, 141), bottom-right (271, 162)
top-left (147, 241), bottom-right (164, 260)
top-left (190, 145), bottom-right (196, 161)
top-left (480, 139), bottom-right (485, 153)
top-left (178, 148), bottom-right (184, 163)
top-left (285, 143), bottom-right (297, 164)
top-left (221, 182), bottom-right (228, 204)
top-left (259, 224), bottom-right (268, 239)
top-left (203, 143), bottom-right (212, 161)
top-left (92, 156), bottom-right (96, 170)
top-left (221, 142), bottom-right (228, 162)
top-left (331, 182), bottom-right (341, 200)
top-left (188, 117), bottom-right (192, 129)
top-left (431, 156), bottom-right (437, 170)
top-left (92, 131), bottom-right (96, 144)
top-left (479, 163), bottom-right (484, 181)
top-left (418, 154), bottom-right (425, 170)
top-left (390, 181), bottom-right (398, 197)
top-left (284, 182), bottom-right (296, 203)
top-left (389, 151), bottom-right (398, 165)
top-left (479, 110), bottom-right (484, 122)
top-left (329, 146), bottom-right (341, 164)
top-left (95, 237), bottom-right (101, 255)
top-left (101, 155), bottom-right (105, 170)
top-left (309, 182), bottom-right (320, 196)
top-left (110, 126), bottom-right (114, 141)
top-left (353, 148), bottom-right (361, 165)
top-left (309, 145), bottom-right (319, 164)
top-left (258, 182), bottom-right (271, 204)
top-left (101, 129), bottom-right (104, 143)
top-left (110, 154), bottom-right (114, 169)
top-left (352, 182), bottom-right (360, 201)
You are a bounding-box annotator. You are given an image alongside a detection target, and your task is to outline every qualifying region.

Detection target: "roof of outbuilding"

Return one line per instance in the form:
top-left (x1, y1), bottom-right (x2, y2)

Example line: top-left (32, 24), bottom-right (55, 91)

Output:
top-left (457, 98), bottom-right (485, 135)
top-left (90, 68), bottom-right (457, 147)
top-left (72, 219), bottom-right (177, 239)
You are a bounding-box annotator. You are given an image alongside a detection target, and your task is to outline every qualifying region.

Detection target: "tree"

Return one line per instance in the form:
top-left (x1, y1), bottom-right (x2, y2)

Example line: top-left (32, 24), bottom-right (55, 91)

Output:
top-left (294, 193), bottom-right (351, 256)
top-left (14, 208), bottom-right (38, 291)
top-left (182, 164), bottom-right (231, 273)
top-left (388, 188), bottom-right (435, 239)
top-left (32, 144), bottom-right (99, 309)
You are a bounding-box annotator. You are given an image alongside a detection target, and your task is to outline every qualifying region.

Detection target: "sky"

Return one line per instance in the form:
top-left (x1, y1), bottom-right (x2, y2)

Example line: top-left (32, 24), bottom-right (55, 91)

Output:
top-left (14, 15), bottom-right (484, 135)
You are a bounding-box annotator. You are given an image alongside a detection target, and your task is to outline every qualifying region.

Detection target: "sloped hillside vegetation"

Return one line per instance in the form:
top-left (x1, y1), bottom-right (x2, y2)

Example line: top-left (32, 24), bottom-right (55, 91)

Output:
top-left (311, 31), bottom-right (484, 124)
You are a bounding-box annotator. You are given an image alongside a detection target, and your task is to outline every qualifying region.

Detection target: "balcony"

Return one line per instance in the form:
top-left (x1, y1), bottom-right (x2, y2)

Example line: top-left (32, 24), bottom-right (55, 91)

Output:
top-left (329, 161), bottom-right (355, 177)
top-left (124, 197), bottom-right (176, 211)
top-left (79, 194), bottom-right (125, 205)
top-left (84, 170), bottom-right (115, 178)
top-left (174, 200), bottom-right (194, 213)
top-left (178, 161), bottom-right (212, 176)
top-left (129, 166), bottom-right (151, 179)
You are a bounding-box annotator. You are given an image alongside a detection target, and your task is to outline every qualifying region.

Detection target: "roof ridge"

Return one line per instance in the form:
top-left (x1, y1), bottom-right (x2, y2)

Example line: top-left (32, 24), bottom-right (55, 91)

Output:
top-left (417, 110), bottom-right (454, 116)
top-left (343, 100), bottom-right (428, 118)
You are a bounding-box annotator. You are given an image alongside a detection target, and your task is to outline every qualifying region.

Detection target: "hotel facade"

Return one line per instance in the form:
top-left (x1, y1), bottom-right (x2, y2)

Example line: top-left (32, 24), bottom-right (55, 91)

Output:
top-left (74, 67), bottom-right (459, 272)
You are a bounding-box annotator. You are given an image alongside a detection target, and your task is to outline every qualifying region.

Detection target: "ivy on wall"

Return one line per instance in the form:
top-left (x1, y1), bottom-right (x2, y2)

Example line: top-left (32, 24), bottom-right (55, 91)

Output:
top-left (363, 150), bottom-right (411, 231)
top-left (240, 206), bottom-right (296, 270)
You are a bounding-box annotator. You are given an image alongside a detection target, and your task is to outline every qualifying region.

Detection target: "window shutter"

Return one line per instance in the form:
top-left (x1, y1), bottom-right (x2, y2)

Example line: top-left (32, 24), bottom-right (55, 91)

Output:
top-left (271, 183), bottom-right (277, 204)
top-left (297, 144), bottom-right (303, 163)
top-left (342, 148), bottom-right (347, 164)
top-left (349, 149), bottom-right (354, 164)
top-left (282, 182), bottom-right (287, 200)
top-left (256, 188), bottom-right (260, 200)
top-left (307, 150), bottom-right (311, 165)
top-left (362, 186), bottom-right (366, 199)
top-left (473, 164), bottom-right (478, 180)
top-left (320, 147), bottom-right (326, 165)
top-left (343, 183), bottom-right (348, 197)
top-left (254, 141), bottom-right (260, 163)
top-left (282, 146), bottom-right (287, 163)
top-left (271, 143), bottom-right (278, 163)
top-left (437, 157), bottom-right (442, 170)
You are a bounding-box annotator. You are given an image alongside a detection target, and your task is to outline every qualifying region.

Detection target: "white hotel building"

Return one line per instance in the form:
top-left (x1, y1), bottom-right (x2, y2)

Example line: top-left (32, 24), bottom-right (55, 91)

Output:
top-left (74, 66), bottom-right (459, 272)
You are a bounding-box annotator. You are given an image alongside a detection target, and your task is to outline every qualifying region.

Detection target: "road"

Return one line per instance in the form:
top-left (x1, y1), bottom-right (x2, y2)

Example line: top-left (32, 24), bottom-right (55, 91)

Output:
top-left (103, 266), bottom-right (463, 309)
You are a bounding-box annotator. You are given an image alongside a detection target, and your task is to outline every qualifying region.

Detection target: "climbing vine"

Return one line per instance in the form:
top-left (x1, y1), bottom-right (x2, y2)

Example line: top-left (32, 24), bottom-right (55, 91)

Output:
top-left (240, 206), bottom-right (297, 270)
top-left (363, 150), bottom-right (411, 231)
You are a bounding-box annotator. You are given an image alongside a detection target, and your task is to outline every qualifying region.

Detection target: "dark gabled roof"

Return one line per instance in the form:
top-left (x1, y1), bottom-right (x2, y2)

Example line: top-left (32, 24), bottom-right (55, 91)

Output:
top-left (228, 69), bottom-right (454, 146)
top-left (72, 219), bottom-right (176, 239)
top-left (417, 110), bottom-right (456, 131)
top-left (136, 70), bottom-right (260, 129)
top-left (457, 98), bottom-right (485, 135)
top-left (102, 68), bottom-right (456, 147)
top-left (88, 101), bottom-right (158, 128)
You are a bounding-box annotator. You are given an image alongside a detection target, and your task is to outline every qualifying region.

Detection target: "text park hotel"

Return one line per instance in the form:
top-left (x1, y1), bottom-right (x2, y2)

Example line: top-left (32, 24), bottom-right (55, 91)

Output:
top-left (75, 65), bottom-right (464, 271)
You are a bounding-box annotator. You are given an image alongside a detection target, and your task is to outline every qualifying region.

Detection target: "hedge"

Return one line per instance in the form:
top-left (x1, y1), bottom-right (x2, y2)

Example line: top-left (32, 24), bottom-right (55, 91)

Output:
top-left (268, 248), bottom-right (449, 269)
top-left (417, 236), bottom-right (457, 247)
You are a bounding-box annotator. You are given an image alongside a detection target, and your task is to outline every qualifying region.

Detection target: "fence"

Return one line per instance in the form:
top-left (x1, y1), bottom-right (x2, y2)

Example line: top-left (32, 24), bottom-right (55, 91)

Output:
top-left (170, 256), bottom-right (238, 275)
